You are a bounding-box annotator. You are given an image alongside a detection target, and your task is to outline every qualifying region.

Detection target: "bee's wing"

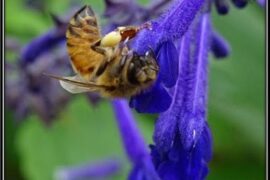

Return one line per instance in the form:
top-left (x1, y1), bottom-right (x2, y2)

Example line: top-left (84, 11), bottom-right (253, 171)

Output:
top-left (66, 5), bottom-right (103, 78)
top-left (44, 73), bottom-right (105, 94)
top-left (58, 75), bottom-right (98, 94)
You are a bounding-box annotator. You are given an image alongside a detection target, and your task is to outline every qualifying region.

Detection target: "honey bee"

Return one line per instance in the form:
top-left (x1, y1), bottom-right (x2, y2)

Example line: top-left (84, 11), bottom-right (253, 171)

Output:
top-left (46, 5), bottom-right (159, 98)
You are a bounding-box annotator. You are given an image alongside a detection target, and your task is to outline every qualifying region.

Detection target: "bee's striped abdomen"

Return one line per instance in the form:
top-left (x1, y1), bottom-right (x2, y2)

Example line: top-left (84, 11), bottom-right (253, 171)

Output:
top-left (67, 5), bottom-right (99, 41)
top-left (66, 5), bottom-right (103, 80)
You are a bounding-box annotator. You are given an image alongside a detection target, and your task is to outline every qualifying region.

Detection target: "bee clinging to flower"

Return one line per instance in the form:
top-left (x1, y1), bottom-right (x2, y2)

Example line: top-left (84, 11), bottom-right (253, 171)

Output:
top-left (46, 5), bottom-right (159, 98)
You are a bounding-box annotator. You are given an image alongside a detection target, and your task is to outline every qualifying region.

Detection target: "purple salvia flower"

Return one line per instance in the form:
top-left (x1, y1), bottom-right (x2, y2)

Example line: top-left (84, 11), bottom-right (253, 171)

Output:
top-left (55, 159), bottom-right (121, 180)
top-left (133, 0), bottom-right (205, 54)
top-left (6, 26), bottom-right (77, 124)
top-left (178, 13), bottom-right (211, 150)
top-left (153, 34), bottom-right (191, 153)
top-left (130, 0), bottom-right (205, 113)
top-left (20, 25), bottom-right (66, 65)
top-left (5, 44), bottom-right (72, 124)
top-left (151, 123), bottom-right (212, 179)
top-left (211, 30), bottom-right (231, 59)
top-left (112, 99), bottom-right (159, 179)
top-left (152, 12), bottom-right (213, 179)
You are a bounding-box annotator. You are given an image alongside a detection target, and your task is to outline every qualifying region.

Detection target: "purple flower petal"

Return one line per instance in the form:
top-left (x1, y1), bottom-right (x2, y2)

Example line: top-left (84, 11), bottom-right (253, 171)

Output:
top-left (112, 99), bottom-right (148, 162)
top-left (157, 161), bottom-right (181, 180)
top-left (55, 159), bottom-right (121, 180)
top-left (157, 41), bottom-right (179, 88)
top-left (211, 30), bottom-right (231, 59)
top-left (214, 0), bottom-right (230, 14)
top-left (231, 0), bottom-right (248, 8)
top-left (153, 109), bottom-right (178, 153)
top-left (154, 28), bottom-right (191, 153)
top-left (20, 27), bottom-right (66, 65)
top-left (152, 124), bottom-right (212, 179)
top-left (112, 99), bottom-right (160, 179)
top-left (129, 158), bottom-right (160, 180)
top-left (153, 13), bottom-right (212, 179)
top-left (129, 82), bottom-right (172, 113)
top-left (178, 13), bottom-right (211, 150)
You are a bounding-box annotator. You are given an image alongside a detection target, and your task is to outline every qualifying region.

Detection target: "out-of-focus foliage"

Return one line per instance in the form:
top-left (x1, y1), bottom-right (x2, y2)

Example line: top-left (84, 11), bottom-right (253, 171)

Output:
top-left (5, 0), bottom-right (265, 180)
top-left (210, 5), bottom-right (265, 156)
top-left (15, 98), bottom-right (129, 180)
top-left (208, 5), bottom-right (265, 179)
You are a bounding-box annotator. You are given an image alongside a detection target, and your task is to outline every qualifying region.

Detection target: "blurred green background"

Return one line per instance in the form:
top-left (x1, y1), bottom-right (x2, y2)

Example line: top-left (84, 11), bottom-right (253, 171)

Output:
top-left (5, 0), bottom-right (265, 179)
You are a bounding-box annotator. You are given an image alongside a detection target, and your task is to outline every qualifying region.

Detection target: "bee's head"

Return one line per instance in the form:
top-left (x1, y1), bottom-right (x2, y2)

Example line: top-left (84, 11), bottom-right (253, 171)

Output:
top-left (127, 50), bottom-right (159, 86)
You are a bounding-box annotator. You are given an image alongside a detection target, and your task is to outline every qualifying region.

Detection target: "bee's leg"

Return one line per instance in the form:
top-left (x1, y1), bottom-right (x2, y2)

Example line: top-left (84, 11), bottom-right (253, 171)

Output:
top-left (122, 37), bottom-right (130, 47)
top-left (91, 40), bottom-right (107, 55)
top-left (91, 40), bottom-right (121, 62)
top-left (111, 50), bottom-right (131, 77)
top-left (118, 48), bottom-right (134, 74)
top-left (92, 39), bottom-right (101, 47)
top-left (116, 37), bottom-right (130, 56)
top-left (95, 58), bottom-right (109, 76)
top-left (92, 46), bottom-right (107, 55)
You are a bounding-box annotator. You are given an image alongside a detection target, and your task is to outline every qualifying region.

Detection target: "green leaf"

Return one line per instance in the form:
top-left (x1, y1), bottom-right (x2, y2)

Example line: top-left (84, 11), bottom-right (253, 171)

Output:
top-left (16, 97), bottom-right (130, 180)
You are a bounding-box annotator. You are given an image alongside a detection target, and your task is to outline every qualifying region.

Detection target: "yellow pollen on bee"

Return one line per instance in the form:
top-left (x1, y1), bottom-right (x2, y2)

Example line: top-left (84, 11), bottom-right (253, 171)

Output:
top-left (100, 31), bottom-right (122, 47)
